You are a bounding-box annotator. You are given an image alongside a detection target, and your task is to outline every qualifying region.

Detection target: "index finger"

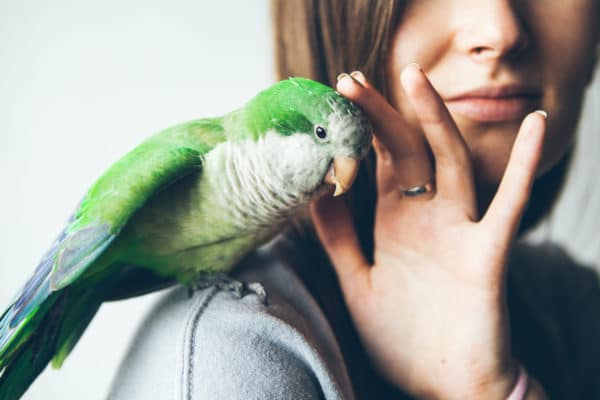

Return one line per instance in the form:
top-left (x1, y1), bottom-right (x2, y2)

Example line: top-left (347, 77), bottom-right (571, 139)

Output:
top-left (337, 72), bottom-right (425, 161)
top-left (336, 72), bottom-right (433, 194)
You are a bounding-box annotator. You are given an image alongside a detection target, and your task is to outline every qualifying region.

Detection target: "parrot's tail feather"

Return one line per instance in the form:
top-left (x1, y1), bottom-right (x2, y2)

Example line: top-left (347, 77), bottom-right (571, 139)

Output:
top-left (0, 292), bottom-right (66, 400)
top-left (0, 338), bottom-right (55, 400)
top-left (51, 288), bottom-right (103, 368)
top-left (0, 346), bottom-right (48, 400)
top-left (0, 221), bottom-right (72, 363)
top-left (0, 279), bottom-right (106, 397)
top-left (0, 245), bottom-right (62, 369)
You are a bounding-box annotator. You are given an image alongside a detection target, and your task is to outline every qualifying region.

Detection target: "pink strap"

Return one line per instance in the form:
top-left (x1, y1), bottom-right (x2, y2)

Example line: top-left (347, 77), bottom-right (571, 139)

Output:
top-left (507, 365), bottom-right (529, 400)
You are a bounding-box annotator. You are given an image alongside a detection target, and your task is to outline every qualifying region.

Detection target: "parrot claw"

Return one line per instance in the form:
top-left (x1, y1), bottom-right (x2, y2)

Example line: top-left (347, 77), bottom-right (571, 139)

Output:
top-left (190, 273), bottom-right (267, 304)
top-left (246, 282), bottom-right (267, 304)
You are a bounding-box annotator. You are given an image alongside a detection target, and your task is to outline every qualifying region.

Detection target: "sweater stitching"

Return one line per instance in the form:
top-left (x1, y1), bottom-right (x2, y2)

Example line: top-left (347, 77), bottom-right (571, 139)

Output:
top-left (179, 287), bottom-right (219, 400)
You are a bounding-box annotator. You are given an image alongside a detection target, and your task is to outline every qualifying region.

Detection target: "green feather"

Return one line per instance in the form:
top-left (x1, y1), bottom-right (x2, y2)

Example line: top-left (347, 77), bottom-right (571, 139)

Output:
top-left (233, 78), bottom-right (351, 137)
top-left (51, 120), bottom-right (225, 291)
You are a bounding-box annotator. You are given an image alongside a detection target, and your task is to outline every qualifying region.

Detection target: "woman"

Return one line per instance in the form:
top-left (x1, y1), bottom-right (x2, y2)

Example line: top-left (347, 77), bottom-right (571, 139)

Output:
top-left (109, 1), bottom-right (600, 398)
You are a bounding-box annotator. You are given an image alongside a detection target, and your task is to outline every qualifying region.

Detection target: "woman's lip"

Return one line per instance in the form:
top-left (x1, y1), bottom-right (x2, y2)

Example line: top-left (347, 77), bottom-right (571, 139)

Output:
top-left (445, 84), bottom-right (541, 100)
top-left (445, 95), bottom-right (540, 122)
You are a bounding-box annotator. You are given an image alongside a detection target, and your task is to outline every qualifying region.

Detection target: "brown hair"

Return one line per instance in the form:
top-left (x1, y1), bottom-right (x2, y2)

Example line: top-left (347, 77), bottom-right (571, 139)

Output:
top-left (273, 0), bottom-right (403, 92)
top-left (271, 0), bottom-right (569, 396)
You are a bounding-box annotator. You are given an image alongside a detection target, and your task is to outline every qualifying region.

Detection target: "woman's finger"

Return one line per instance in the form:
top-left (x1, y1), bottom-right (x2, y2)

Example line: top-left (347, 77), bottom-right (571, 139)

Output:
top-left (336, 72), bottom-right (433, 196)
top-left (337, 72), bottom-right (418, 159)
top-left (400, 64), bottom-right (477, 213)
top-left (482, 111), bottom-right (547, 242)
top-left (310, 193), bottom-right (371, 299)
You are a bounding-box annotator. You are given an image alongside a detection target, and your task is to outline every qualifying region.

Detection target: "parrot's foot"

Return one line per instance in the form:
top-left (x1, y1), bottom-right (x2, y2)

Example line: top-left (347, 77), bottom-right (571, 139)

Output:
top-left (191, 273), bottom-right (267, 304)
top-left (193, 273), bottom-right (244, 297)
top-left (246, 282), bottom-right (267, 303)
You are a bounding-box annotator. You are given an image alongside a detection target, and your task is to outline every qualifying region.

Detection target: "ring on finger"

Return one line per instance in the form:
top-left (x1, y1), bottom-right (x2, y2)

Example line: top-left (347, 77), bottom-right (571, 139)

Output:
top-left (401, 180), bottom-right (435, 198)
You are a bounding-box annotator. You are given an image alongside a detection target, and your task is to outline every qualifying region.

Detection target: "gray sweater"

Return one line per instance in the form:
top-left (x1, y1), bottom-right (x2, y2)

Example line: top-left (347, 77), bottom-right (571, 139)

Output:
top-left (108, 238), bottom-right (354, 400)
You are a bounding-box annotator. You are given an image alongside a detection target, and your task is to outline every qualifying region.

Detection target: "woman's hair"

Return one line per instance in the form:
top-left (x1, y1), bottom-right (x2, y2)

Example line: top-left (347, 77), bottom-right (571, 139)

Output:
top-left (273, 0), bottom-right (402, 94)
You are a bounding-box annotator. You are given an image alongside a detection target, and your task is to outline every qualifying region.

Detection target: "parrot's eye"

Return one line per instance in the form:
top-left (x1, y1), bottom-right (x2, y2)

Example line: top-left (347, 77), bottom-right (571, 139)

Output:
top-left (314, 125), bottom-right (328, 140)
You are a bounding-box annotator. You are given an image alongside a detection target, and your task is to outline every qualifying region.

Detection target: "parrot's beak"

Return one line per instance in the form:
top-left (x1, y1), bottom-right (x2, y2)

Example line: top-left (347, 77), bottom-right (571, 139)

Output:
top-left (324, 157), bottom-right (360, 197)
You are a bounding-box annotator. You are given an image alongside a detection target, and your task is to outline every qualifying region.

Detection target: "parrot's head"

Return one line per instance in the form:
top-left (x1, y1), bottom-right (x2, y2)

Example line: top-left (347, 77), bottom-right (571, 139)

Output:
top-left (241, 77), bottom-right (372, 199)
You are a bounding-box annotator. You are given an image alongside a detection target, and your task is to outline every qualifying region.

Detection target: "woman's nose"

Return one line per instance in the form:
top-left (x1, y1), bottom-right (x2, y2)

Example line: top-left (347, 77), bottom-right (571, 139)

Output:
top-left (453, 0), bottom-right (529, 62)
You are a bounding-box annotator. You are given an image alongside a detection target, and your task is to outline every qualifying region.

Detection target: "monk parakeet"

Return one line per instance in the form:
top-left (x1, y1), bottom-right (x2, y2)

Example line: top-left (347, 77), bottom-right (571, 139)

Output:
top-left (0, 77), bottom-right (371, 399)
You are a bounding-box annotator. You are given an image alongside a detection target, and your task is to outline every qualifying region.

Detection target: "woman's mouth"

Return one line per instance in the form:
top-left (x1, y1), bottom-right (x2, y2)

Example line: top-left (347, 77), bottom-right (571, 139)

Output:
top-left (444, 85), bottom-right (541, 123)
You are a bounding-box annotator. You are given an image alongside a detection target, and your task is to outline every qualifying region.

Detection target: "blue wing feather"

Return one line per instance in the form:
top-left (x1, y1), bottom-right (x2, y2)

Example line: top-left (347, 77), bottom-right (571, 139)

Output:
top-left (0, 216), bottom-right (72, 357)
top-left (51, 224), bottom-right (115, 291)
top-left (0, 207), bottom-right (113, 361)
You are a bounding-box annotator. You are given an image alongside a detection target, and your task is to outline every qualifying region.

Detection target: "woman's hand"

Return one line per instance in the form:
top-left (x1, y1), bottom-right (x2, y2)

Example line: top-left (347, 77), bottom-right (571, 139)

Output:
top-left (310, 65), bottom-right (547, 399)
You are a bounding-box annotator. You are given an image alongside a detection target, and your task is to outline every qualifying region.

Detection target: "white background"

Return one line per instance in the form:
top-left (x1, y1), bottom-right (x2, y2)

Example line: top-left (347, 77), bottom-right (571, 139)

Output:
top-left (0, 1), bottom-right (599, 399)
top-left (0, 1), bottom-right (272, 398)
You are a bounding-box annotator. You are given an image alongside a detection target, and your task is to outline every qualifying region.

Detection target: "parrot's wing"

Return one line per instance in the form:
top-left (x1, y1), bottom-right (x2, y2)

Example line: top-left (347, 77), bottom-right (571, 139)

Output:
top-left (2, 120), bottom-right (225, 341)
top-left (49, 145), bottom-right (203, 292)
top-left (50, 120), bottom-right (225, 291)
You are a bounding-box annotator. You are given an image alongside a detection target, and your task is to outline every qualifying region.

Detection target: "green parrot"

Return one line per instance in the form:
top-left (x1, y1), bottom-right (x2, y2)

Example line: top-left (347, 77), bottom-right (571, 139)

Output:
top-left (0, 77), bottom-right (371, 399)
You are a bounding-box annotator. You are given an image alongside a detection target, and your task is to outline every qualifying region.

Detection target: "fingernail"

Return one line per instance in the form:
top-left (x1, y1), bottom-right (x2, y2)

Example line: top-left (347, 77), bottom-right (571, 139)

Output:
top-left (337, 72), bottom-right (350, 82)
top-left (534, 110), bottom-right (548, 119)
top-left (349, 71), bottom-right (366, 87)
top-left (337, 72), bottom-right (364, 88)
top-left (406, 62), bottom-right (422, 71)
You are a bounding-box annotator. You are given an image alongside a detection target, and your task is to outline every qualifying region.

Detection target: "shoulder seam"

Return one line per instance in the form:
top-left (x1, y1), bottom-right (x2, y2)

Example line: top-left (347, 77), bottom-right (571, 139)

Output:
top-left (180, 287), bottom-right (220, 400)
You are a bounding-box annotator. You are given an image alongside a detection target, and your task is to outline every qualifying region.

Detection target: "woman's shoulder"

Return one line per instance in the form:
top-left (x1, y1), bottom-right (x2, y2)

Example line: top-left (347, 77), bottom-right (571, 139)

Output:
top-left (508, 241), bottom-right (600, 399)
top-left (107, 235), bottom-right (354, 400)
